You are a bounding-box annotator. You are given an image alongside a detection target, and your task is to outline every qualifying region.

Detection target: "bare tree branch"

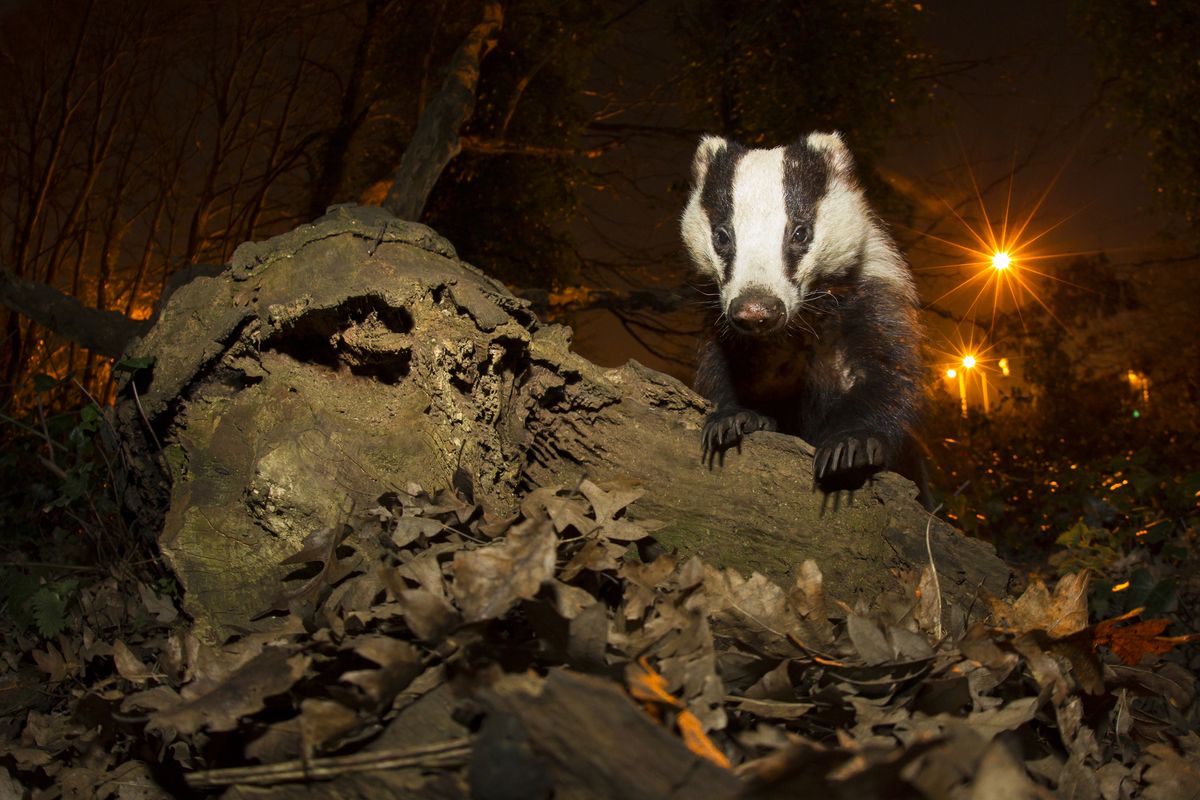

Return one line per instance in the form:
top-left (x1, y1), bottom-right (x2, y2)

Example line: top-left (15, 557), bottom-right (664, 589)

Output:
top-left (383, 1), bottom-right (503, 220)
top-left (0, 268), bottom-right (148, 358)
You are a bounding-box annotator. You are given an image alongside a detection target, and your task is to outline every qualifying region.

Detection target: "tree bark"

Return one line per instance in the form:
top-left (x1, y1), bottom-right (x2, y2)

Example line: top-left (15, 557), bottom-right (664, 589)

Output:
top-left (382, 1), bottom-right (503, 220)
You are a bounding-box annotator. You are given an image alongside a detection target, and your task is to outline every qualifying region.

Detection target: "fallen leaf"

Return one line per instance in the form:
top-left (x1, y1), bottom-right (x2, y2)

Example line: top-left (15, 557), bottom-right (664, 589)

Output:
top-left (113, 641), bottom-right (156, 685)
top-left (387, 516), bottom-right (446, 549)
top-left (341, 635), bottom-right (423, 707)
top-left (148, 648), bottom-right (311, 737)
top-left (298, 698), bottom-right (360, 754)
top-left (579, 478), bottom-right (644, 524)
top-left (1090, 612), bottom-right (1198, 666)
top-left (137, 584), bottom-right (178, 624)
top-left (704, 568), bottom-right (804, 659)
top-left (967, 738), bottom-right (1050, 799)
top-left (989, 572), bottom-right (1089, 638)
top-left (31, 642), bottom-right (70, 683)
top-left (451, 518), bottom-right (557, 623)
top-left (1140, 737), bottom-right (1200, 800)
top-left (626, 659), bottom-right (730, 770)
top-left (846, 614), bottom-right (893, 666)
top-left (788, 560), bottom-right (835, 647)
top-left (398, 588), bottom-right (460, 641)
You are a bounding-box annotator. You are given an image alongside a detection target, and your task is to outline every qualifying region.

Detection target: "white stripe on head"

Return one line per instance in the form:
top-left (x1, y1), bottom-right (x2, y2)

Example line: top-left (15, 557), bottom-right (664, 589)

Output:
top-left (728, 147), bottom-right (795, 313)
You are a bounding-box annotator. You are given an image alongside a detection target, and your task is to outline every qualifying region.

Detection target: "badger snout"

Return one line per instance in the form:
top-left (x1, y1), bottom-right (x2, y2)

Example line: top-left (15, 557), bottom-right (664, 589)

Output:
top-left (729, 291), bottom-right (786, 334)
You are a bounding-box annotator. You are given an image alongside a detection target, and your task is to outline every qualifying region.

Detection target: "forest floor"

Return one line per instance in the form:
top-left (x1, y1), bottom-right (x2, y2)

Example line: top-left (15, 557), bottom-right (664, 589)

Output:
top-left (2, 471), bottom-right (1199, 799)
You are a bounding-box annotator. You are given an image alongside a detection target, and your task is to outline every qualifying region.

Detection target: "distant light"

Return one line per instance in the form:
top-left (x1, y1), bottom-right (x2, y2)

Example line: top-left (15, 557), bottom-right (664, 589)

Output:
top-left (999, 357), bottom-right (1010, 377)
top-left (991, 251), bottom-right (1011, 270)
top-left (1132, 409), bottom-right (1141, 418)
top-left (962, 355), bottom-right (976, 369)
top-left (946, 368), bottom-right (957, 378)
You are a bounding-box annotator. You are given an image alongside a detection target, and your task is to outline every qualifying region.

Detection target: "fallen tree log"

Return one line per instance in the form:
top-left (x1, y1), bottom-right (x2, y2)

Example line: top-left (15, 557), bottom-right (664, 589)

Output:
top-left (114, 205), bottom-right (1010, 637)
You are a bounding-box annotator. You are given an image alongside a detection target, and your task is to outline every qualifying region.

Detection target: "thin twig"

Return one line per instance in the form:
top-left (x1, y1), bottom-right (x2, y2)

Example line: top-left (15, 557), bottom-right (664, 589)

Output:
top-left (0, 412), bottom-right (70, 451)
top-left (924, 502), bottom-right (945, 642)
top-left (130, 380), bottom-right (172, 483)
top-left (72, 377), bottom-right (130, 473)
top-left (184, 738), bottom-right (472, 788)
top-left (35, 396), bottom-right (57, 468)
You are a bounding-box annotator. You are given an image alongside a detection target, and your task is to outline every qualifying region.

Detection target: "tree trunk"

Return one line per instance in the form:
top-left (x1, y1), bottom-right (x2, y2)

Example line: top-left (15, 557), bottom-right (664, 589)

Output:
top-left (382, 1), bottom-right (503, 220)
top-left (113, 206), bottom-right (1011, 639)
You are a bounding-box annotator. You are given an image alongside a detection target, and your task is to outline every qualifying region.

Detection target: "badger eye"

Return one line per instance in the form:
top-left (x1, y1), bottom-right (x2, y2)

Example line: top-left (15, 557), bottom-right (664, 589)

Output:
top-left (791, 224), bottom-right (812, 244)
top-left (712, 226), bottom-right (731, 249)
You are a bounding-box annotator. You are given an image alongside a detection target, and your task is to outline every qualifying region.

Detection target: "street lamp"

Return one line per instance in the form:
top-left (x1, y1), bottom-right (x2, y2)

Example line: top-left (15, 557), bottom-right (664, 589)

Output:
top-left (957, 354), bottom-right (990, 416)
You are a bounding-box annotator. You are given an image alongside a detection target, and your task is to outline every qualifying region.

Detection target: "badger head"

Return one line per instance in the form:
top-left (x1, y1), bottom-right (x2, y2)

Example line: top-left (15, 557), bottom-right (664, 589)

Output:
top-left (681, 132), bottom-right (899, 336)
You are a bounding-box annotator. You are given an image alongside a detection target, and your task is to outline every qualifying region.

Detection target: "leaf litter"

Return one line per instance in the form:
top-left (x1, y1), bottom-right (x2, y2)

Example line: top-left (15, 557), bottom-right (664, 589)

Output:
top-left (1, 479), bottom-right (1198, 799)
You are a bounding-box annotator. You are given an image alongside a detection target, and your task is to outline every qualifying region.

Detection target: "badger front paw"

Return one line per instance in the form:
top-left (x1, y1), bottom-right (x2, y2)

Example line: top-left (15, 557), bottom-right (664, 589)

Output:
top-left (701, 407), bottom-right (777, 466)
top-left (813, 431), bottom-right (886, 480)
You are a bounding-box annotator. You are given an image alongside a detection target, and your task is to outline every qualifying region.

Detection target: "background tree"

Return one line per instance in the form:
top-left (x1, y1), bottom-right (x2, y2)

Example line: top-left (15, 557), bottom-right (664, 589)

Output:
top-left (1075, 0), bottom-right (1200, 233)
top-left (676, 0), bottom-right (929, 212)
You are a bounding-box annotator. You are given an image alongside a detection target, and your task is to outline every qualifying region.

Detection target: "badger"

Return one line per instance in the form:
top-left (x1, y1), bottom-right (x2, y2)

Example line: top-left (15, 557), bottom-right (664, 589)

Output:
top-left (682, 132), bottom-right (926, 496)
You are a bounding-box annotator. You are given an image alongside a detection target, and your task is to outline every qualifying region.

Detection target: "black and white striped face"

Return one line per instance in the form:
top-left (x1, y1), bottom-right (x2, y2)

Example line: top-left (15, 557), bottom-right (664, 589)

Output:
top-left (682, 132), bottom-right (877, 335)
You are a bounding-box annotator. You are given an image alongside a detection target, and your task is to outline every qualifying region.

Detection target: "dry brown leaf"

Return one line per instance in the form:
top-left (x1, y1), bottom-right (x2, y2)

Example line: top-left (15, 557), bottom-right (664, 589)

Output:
top-left (989, 571), bottom-right (1090, 637)
top-left (1090, 612), bottom-right (1198, 666)
top-left (559, 537), bottom-right (622, 581)
top-left (112, 641), bottom-right (156, 685)
top-left (31, 642), bottom-right (71, 683)
top-left (731, 698), bottom-right (814, 721)
top-left (704, 567), bottom-right (804, 659)
top-left (552, 580), bottom-right (596, 620)
top-left (341, 635), bottom-right (424, 707)
top-left (1140, 736), bottom-right (1200, 800)
top-left (451, 518), bottom-right (557, 623)
top-left (148, 648), bottom-right (311, 737)
top-left (387, 515), bottom-right (446, 549)
top-left (968, 738), bottom-right (1051, 800)
top-left (137, 584), bottom-right (178, 624)
top-left (846, 614), bottom-right (893, 666)
top-left (298, 698), bottom-right (361, 754)
top-left (579, 477), bottom-right (644, 523)
top-left (397, 588), bottom-right (459, 641)
top-left (521, 487), bottom-right (595, 535)
top-left (788, 560), bottom-right (835, 646)
top-left (626, 658), bottom-right (730, 770)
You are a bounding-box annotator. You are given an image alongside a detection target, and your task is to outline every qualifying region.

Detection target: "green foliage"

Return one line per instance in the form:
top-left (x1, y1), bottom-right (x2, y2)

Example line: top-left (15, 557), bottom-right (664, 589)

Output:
top-left (0, 388), bottom-right (146, 639)
top-left (29, 580), bottom-right (79, 638)
top-left (1075, 1), bottom-right (1200, 230)
top-left (1, 570), bottom-right (80, 638)
top-left (928, 393), bottom-right (1197, 624)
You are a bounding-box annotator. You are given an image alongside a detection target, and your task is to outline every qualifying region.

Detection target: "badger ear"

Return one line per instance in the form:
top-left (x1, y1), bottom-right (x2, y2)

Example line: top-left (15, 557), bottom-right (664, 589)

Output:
top-left (691, 135), bottom-right (728, 187)
top-left (806, 131), bottom-right (855, 177)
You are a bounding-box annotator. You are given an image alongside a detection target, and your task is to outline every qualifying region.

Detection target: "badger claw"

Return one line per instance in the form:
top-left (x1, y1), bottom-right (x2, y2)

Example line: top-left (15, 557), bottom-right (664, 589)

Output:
top-left (813, 431), bottom-right (886, 480)
top-left (701, 407), bottom-right (777, 467)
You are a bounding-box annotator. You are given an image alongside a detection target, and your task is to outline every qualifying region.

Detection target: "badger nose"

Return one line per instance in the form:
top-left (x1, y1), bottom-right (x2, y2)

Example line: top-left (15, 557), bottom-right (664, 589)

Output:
top-left (730, 292), bottom-right (786, 334)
